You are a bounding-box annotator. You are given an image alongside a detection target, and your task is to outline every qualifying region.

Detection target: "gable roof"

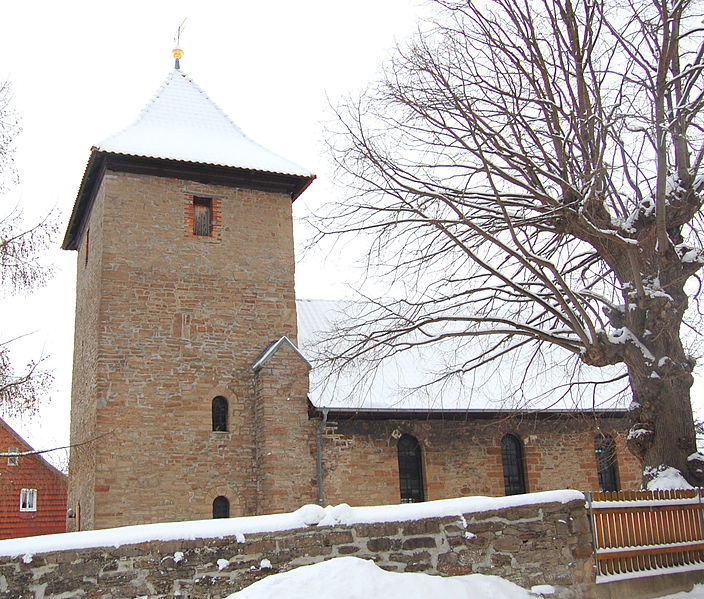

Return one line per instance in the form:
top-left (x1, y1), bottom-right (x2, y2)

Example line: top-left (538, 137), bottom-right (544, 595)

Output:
top-left (296, 298), bottom-right (629, 415)
top-left (252, 336), bottom-right (312, 372)
top-left (98, 70), bottom-right (313, 178)
top-left (0, 418), bottom-right (67, 479)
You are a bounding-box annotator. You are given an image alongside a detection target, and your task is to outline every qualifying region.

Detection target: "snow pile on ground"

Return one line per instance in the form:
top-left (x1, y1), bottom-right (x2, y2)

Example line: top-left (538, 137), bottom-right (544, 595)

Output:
top-left (0, 490), bottom-right (583, 558)
top-left (645, 466), bottom-right (694, 490)
top-left (223, 556), bottom-right (548, 599)
top-left (660, 585), bottom-right (704, 598)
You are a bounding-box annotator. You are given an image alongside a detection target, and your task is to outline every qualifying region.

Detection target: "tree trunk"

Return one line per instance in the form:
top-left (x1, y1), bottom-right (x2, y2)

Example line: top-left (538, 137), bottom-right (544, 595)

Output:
top-left (627, 366), bottom-right (698, 486)
top-left (620, 276), bottom-right (700, 486)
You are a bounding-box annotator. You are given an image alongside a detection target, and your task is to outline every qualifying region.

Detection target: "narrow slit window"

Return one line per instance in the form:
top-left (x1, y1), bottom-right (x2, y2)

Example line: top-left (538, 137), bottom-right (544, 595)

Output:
top-left (213, 495), bottom-right (230, 519)
top-left (193, 197), bottom-right (213, 237)
top-left (7, 447), bottom-right (18, 466)
top-left (397, 434), bottom-right (424, 503)
top-left (212, 396), bottom-right (228, 432)
top-left (501, 434), bottom-right (527, 495)
top-left (20, 488), bottom-right (37, 512)
top-left (595, 434), bottom-right (619, 492)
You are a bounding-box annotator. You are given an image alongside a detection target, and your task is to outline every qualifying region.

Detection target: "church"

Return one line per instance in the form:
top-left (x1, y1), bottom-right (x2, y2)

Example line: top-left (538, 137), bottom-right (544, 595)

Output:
top-left (62, 51), bottom-right (640, 531)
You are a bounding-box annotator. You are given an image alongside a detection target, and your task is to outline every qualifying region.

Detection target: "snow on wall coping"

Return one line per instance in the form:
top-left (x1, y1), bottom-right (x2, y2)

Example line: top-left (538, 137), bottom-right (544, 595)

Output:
top-left (0, 490), bottom-right (584, 558)
top-left (97, 70), bottom-right (312, 178)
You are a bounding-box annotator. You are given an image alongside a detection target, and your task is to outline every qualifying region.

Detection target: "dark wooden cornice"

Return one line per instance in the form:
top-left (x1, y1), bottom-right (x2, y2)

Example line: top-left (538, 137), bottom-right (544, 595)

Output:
top-left (307, 399), bottom-right (628, 422)
top-left (62, 150), bottom-right (316, 250)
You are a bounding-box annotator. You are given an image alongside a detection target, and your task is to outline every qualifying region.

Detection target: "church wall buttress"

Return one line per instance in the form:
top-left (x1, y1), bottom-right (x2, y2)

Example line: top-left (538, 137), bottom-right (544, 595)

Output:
top-left (253, 345), bottom-right (316, 515)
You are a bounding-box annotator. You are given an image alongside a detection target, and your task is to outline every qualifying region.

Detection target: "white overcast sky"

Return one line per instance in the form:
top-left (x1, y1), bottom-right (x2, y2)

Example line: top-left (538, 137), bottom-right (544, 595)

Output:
top-left (0, 0), bottom-right (429, 461)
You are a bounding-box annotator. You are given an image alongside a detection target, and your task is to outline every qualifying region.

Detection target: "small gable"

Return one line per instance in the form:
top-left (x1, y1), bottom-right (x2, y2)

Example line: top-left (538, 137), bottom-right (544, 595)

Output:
top-left (252, 336), bottom-right (311, 373)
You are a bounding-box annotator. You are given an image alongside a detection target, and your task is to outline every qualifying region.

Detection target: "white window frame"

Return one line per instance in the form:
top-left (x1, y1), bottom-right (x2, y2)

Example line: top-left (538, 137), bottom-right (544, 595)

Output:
top-left (7, 447), bottom-right (18, 466)
top-left (19, 488), bottom-right (37, 512)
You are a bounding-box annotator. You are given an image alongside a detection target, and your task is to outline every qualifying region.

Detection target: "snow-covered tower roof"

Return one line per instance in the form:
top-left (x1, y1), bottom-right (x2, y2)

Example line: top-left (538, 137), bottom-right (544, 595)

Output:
top-left (62, 67), bottom-right (315, 250)
top-left (98, 69), bottom-right (312, 177)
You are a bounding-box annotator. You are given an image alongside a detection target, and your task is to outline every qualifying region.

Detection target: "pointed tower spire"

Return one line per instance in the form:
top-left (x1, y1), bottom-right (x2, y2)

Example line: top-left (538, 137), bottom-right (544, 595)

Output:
top-left (172, 47), bottom-right (183, 70)
top-left (173, 19), bottom-right (186, 70)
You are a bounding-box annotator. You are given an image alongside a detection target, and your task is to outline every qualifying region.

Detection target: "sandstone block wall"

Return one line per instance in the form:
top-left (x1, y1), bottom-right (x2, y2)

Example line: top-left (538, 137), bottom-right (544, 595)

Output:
top-left (68, 171), bottom-right (300, 530)
top-left (0, 498), bottom-right (595, 599)
top-left (253, 341), bottom-right (317, 514)
top-left (320, 415), bottom-right (640, 507)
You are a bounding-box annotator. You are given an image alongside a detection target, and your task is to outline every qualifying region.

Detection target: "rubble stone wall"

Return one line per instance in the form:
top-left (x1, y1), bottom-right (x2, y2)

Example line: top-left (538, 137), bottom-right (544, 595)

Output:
top-left (1, 498), bottom-right (596, 599)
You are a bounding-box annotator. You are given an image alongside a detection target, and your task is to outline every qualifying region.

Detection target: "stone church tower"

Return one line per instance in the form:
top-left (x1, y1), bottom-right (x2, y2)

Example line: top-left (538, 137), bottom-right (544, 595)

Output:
top-left (62, 58), bottom-right (316, 530)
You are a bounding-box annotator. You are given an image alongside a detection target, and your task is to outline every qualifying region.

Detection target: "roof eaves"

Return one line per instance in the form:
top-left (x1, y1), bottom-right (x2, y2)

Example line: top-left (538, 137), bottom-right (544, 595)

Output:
top-left (0, 418), bottom-right (68, 479)
top-left (61, 148), bottom-right (106, 251)
top-left (308, 404), bottom-right (630, 421)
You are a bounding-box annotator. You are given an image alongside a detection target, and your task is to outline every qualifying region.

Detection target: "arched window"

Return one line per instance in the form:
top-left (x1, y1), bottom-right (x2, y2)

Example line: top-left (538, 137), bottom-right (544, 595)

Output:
top-left (595, 434), bottom-right (619, 492)
top-left (212, 396), bottom-right (228, 432)
top-left (501, 434), bottom-right (527, 495)
top-left (213, 496), bottom-right (230, 519)
top-left (397, 434), bottom-right (425, 503)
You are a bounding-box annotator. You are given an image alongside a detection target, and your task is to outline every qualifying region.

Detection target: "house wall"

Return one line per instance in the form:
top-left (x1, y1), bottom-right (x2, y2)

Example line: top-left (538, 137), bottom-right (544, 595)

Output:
top-left (67, 170), bottom-right (298, 530)
top-left (0, 424), bottom-right (67, 539)
top-left (320, 415), bottom-right (641, 507)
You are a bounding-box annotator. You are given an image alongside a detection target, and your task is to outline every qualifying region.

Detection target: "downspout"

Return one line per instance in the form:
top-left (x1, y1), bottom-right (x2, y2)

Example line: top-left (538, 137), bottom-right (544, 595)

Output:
top-left (316, 408), bottom-right (329, 506)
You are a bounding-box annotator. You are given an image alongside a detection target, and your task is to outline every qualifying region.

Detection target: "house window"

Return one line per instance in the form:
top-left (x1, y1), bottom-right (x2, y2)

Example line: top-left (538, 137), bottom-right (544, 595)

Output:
top-left (193, 197), bottom-right (212, 236)
top-left (20, 488), bottom-right (37, 512)
top-left (212, 396), bottom-right (228, 432)
top-left (397, 434), bottom-right (424, 503)
top-left (7, 447), bottom-right (18, 466)
top-left (213, 495), bottom-right (230, 519)
top-left (501, 434), bottom-right (527, 495)
top-left (595, 434), bottom-right (619, 492)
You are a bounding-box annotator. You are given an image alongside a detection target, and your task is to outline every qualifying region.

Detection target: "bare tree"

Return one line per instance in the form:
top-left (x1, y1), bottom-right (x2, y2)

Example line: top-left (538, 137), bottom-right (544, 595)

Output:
top-left (312, 0), bottom-right (704, 485)
top-left (0, 81), bottom-right (55, 416)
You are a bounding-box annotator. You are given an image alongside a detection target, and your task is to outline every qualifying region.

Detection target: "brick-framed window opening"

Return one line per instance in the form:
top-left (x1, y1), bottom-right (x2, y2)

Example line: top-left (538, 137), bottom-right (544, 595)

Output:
top-left (501, 434), bottom-right (527, 495)
top-left (212, 396), bottom-right (228, 432)
top-left (193, 197), bottom-right (213, 236)
top-left (7, 447), bottom-right (18, 466)
top-left (213, 496), bottom-right (229, 519)
top-left (397, 434), bottom-right (425, 503)
top-left (20, 488), bottom-right (37, 512)
top-left (595, 434), bottom-right (619, 492)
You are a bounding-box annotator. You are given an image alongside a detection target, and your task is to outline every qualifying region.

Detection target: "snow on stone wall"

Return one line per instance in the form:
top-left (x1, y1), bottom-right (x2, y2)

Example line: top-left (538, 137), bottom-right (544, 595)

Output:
top-left (0, 494), bottom-right (595, 599)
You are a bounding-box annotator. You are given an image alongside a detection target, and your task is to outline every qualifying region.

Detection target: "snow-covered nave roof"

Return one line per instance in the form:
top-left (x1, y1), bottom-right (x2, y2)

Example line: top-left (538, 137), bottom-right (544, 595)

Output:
top-left (296, 299), bottom-right (629, 415)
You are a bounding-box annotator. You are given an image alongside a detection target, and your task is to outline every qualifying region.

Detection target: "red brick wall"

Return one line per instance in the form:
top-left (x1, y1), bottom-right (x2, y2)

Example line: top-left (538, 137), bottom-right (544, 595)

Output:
top-left (0, 421), bottom-right (67, 539)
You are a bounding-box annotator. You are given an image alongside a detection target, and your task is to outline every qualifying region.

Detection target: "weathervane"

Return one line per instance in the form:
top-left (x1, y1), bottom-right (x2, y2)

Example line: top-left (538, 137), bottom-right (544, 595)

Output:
top-left (173, 18), bottom-right (187, 70)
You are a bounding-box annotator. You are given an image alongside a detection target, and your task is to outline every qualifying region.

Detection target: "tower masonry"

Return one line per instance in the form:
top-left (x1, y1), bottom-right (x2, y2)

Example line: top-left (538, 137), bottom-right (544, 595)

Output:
top-left (62, 65), bottom-right (316, 530)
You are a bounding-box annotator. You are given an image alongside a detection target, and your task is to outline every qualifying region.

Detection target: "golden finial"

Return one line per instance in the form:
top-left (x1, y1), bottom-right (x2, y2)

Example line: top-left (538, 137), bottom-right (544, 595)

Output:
top-left (173, 18), bottom-right (187, 70)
